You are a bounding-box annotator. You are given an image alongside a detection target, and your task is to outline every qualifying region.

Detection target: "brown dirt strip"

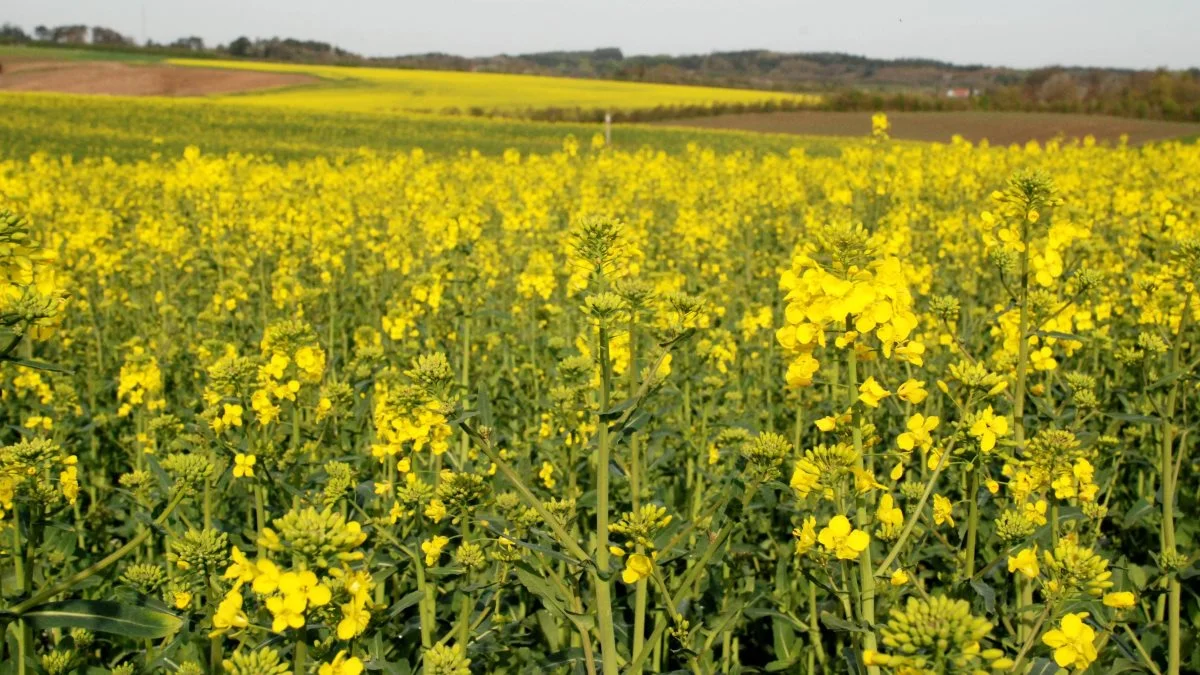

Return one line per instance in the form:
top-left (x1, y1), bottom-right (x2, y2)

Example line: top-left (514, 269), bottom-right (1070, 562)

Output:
top-left (657, 111), bottom-right (1200, 145)
top-left (0, 59), bottom-right (316, 97)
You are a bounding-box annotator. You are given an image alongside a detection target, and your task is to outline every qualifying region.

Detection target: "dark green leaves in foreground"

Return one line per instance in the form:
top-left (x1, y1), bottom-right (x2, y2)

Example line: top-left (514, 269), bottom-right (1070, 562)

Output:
top-left (21, 600), bottom-right (183, 639)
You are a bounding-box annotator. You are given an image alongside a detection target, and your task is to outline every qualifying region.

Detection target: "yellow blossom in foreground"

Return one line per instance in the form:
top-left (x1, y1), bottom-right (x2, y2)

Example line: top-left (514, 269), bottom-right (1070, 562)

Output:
top-left (319, 651), bottom-right (364, 675)
top-left (211, 590), bottom-right (248, 636)
top-left (876, 493), bottom-right (904, 533)
top-left (1042, 612), bottom-right (1098, 671)
top-left (1103, 592), bottom-right (1135, 608)
top-left (539, 461), bottom-right (556, 488)
top-left (421, 535), bottom-right (450, 567)
top-left (932, 494), bottom-right (955, 527)
top-left (817, 515), bottom-right (870, 560)
top-left (337, 601), bottom-right (371, 640)
top-left (858, 377), bottom-right (891, 408)
top-left (897, 413), bottom-right (938, 451)
top-left (793, 516), bottom-right (818, 557)
top-left (232, 453), bottom-right (256, 478)
top-left (968, 406), bottom-right (1009, 452)
top-left (621, 553), bottom-right (654, 584)
top-left (1008, 546), bottom-right (1040, 579)
top-left (896, 378), bottom-right (927, 404)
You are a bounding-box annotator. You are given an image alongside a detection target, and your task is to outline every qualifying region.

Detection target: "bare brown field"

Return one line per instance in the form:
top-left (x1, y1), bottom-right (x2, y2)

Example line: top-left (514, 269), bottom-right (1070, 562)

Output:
top-left (0, 59), bottom-right (316, 97)
top-left (658, 111), bottom-right (1200, 145)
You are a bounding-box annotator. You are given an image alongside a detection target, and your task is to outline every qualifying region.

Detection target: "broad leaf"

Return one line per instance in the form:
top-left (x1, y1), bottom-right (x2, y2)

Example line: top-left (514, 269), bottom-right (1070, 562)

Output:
top-left (23, 599), bottom-right (183, 639)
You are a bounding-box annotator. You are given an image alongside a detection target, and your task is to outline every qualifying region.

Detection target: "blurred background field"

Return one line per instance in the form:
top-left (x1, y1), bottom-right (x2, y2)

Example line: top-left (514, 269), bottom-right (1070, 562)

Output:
top-left (0, 92), bottom-right (853, 161)
top-left (2, 41), bottom-right (1198, 160)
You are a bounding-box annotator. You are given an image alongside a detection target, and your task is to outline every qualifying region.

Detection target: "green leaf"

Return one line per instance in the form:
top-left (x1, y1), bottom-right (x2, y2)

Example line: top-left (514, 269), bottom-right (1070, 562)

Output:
top-left (1105, 411), bottom-right (1162, 425)
top-left (598, 397), bottom-right (635, 421)
top-left (744, 607), bottom-right (808, 632)
top-left (386, 590), bottom-right (424, 618)
top-left (969, 579), bottom-right (996, 614)
top-left (513, 566), bottom-right (567, 617)
top-left (1127, 563), bottom-right (1150, 590)
top-left (841, 642), bottom-right (862, 675)
top-left (1035, 330), bottom-right (1085, 342)
top-left (1027, 657), bottom-right (1061, 675)
top-left (2, 357), bottom-right (74, 374)
top-left (1123, 498), bottom-right (1154, 529)
top-left (22, 599), bottom-right (183, 639)
top-left (820, 612), bottom-right (867, 633)
top-left (1106, 657), bottom-right (1151, 674)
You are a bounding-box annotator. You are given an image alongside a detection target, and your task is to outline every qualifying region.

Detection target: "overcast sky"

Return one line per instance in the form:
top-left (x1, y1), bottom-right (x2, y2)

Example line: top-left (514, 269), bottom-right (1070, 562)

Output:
top-left (4, 0), bottom-right (1197, 70)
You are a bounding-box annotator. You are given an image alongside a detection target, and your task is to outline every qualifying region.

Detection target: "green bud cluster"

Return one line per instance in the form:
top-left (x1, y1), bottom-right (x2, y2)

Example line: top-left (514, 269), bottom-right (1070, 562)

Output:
top-left (271, 506), bottom-right (367, 568)
top-left (222, 646), bottom-right (292, 675)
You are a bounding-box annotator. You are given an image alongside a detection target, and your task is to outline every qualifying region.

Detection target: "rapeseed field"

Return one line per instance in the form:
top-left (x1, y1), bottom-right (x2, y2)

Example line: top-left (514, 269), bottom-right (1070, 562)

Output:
top-left (0, 112), bottom-right (1197, 674)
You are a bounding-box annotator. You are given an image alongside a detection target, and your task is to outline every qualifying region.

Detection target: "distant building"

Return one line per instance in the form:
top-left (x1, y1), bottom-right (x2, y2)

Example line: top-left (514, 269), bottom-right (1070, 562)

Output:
top-left (945, 87), bottom-right (972, 99)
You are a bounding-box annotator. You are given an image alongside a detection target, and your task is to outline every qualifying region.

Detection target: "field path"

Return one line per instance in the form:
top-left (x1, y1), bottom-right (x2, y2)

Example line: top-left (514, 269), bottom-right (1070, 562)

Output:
top-left (661, 110), bottom-right (1200, 144)
top-left (0, 59), bottom-right (316, 96)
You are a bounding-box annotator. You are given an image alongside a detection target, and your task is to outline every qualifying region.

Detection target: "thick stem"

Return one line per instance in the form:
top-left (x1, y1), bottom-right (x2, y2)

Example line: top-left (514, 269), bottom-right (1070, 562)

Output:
top-left (628, 316), bottom-right (647, 675)
top-left (846, 338), bottom-right (879, 673)
top-left (293, 637), bottom-right (307, 674)
top-left (459, 316), bottom-right (472, 466)
top-left (413, 552), bottom-right (434, 651)
top-left (808, 580), bottom-right (827, 667)
top-left (594, 318), bottom-right (620, 675)
top-left (1013, 223), bottom-right (1031, 449)
top-left (964, 469), bottom-right (979, 578)
top-left (1161, 291), bottom-right (1190, 675)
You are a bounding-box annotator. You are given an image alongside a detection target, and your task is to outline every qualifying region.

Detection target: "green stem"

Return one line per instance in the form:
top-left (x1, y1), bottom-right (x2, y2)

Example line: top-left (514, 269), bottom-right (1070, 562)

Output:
top-left (254, 484), bottom-right (267, 540)
top-left (595, 317), bottom-right (620, 675)
top-left (628, 315), bottom-right (647, 675)
top-left (1009, 605), bottom-right (1050, 674)
top-left (1124, 624), bottom-right (1165, 675)
top-left (11, 507), bottom-right (24, 598)
top-left (808, 580), bottom-right (827, 668)
top-left (293, 637), bottom-right (307, 674)
top-left (965, 468), bottom-right (979, 578)
top-left (874, 441), bottom-right (953, 578)
top-left (845, 336), bottom-right (879, 673)
top-left (459, 315), bottom-right (472, 466)
top-left (626, 483), bottom-right (759, 674)
top-left (1013, 221), bottom-right (1031, 450)
top-left (10, 490), bottom-right (187, 615)
top-left (412, 550), bottom-right (434, 651)
top-left (1161, 290), bottom-right (1190, 675)
top-left (456, 516), bottom-right (473, 647)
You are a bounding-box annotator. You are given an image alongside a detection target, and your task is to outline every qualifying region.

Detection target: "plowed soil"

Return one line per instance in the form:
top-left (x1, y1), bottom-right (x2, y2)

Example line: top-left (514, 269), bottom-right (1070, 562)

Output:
top-left (659, 111), bottom-right (1200, 145)
top-left (0, 59), bottom-right (316, 96)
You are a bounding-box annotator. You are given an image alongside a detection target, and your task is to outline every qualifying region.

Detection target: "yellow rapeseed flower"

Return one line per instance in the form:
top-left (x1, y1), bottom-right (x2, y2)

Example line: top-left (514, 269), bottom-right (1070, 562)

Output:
top-left (817, 515), bottom-right (870, 560)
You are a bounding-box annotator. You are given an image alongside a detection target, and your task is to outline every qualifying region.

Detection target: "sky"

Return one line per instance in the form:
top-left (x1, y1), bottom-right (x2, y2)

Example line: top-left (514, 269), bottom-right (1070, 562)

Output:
top-left (4, 0), bottom-right (1197, 70)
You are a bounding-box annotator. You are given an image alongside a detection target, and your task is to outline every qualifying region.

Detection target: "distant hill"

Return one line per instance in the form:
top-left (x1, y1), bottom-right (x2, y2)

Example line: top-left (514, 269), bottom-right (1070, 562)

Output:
top-left (3, 23), bottom-right (1199, 122)
top-left (379, 49), bottom-right (1200, 120)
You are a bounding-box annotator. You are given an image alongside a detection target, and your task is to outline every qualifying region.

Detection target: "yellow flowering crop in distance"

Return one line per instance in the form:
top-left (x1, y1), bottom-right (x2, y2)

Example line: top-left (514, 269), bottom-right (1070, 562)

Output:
top-left (167, 57), bottom-right (819, 115)
top-left (0, 111), bottom-right (1192, 674)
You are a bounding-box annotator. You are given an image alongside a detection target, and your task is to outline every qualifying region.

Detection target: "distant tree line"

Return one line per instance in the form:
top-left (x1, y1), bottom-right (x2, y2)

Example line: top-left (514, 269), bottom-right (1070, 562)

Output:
top-left (0, 23), bottom-right (353, 62)
top-left (2, 22), bottom-right (1198, 123)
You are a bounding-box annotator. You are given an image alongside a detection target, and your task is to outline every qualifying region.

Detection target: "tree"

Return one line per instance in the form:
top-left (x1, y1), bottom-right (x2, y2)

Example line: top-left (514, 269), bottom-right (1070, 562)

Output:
top-left (1038, 72), bottom-right (1080, 106)
top-left (228, 36), bottom-right (252, 57)
top-left (51, 25), bottom-right (88, 44)
top-left (91, 26), bottom-right (132, 46)
top-left (170, 36), bottom-right (205, 51)
top-left (34, 25), bottom-right (50, 41)
top-left (0, 23), bottom-right (31, 43)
